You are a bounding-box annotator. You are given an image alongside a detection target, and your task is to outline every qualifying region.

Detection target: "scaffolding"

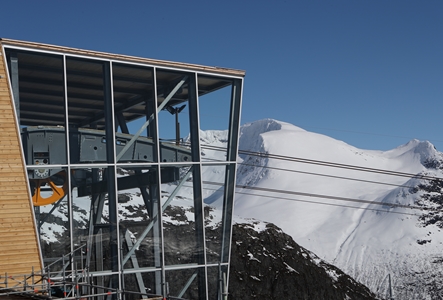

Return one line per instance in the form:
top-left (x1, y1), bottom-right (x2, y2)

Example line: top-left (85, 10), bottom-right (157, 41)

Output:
top-left (0, 246), bottom-right (166, 300)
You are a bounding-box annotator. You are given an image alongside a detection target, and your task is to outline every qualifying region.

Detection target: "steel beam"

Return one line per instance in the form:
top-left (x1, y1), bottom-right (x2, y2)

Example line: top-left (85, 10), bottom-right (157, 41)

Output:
top-left (103, 61), bottom-right (119, 295)
top-left (218, 79), bottom-right (242, 299)
top-left (124, 231), bottom-right (148, 298)
top-left (220, 79), bottom-right (242, 262)
top-left (121, 169), bottom-right (192, 265)
top-left (188, 73), bottom-right (208, 299)
top-left (116, 75), bottom-right (188, 162)
top-left (178, 271), bottom-right (198, 298)
top-left (150, 183), bottom-right (162, 295)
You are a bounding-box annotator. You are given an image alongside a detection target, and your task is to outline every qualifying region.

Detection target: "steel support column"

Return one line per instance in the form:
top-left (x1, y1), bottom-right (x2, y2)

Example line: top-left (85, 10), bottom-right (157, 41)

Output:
top-left (188, 72), bottom-right (208, 300)
top-left (103, 61), bottom-right (119, 294)
top-left (218, 78), bottom-right (243, 299)
top-left (147, 183), bottom-right (162, 295)
top-left (220, 79), bottom-right (243, 261)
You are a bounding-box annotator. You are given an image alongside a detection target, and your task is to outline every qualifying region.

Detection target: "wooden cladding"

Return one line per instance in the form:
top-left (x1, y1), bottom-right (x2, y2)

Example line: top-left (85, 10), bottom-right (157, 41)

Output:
top-left (0, 43), bottom-right (42, 280)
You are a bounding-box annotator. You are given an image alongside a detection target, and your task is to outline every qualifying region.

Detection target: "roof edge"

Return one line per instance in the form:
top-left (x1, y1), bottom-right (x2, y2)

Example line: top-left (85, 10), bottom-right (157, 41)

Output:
top-left (0, 38), bottom-right (245, 77)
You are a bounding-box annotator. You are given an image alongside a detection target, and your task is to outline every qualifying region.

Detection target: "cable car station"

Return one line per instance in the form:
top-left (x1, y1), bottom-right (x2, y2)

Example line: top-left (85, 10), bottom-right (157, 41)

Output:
top-left (0, 38), bottom-right (244, 299)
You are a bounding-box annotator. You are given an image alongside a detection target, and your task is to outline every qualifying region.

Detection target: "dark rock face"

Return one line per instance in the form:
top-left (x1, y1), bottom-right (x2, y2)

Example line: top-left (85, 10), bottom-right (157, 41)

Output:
top-left (412, 178), bottom-right (443, 229)
top-left (229, 222), bottom-right (378, 300)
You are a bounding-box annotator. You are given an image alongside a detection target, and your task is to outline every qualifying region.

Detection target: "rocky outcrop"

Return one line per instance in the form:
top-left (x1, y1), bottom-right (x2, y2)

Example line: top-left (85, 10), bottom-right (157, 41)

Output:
top-left (229, 222), bottom-right (377, 300)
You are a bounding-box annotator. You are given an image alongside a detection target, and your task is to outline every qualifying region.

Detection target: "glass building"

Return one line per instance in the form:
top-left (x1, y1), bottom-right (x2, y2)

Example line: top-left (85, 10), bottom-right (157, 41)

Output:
top-left (0, 38), bottom-right (244, 299)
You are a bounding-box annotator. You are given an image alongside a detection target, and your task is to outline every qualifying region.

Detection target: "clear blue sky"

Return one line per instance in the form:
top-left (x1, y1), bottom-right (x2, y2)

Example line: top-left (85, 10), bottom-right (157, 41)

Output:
top-left (1, 0), bottom-right (442, 151)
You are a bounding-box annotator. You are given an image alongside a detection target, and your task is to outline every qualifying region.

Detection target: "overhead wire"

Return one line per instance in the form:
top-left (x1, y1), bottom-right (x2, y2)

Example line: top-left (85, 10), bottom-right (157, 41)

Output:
top-left (196, 143), bottom-right (443, 183)
top-left (184, 182), bottom-right (421, 217)
top-left (237, 161), bottom-right (415, 189)
top-left (200, 154), bottom-right (417, 189)
top-left (172, 142), bottom-right (439, 216)
top-left (234, 190), bottom-right (420, 217)
top-left (239, 148), bottom-right (440, 181)
top-left (202, 180), bottom-right (426, 211)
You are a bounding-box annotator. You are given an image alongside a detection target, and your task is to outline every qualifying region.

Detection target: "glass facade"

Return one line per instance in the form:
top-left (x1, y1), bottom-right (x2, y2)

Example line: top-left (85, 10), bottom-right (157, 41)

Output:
top-left (4, 44), bottom-right (243, 299)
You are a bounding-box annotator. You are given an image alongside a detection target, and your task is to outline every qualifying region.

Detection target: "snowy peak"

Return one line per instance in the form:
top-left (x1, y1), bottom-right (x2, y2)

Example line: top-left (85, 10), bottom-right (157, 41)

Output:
top-left (198, 129), bottom-right (228, 145)
top-left (238, 119), bottom-right (305, 153)
top-left (240, 119), bottom-right (284, 136)
top-left (240, 118), bottom-right (306, 134)
top-left (386, 139), bottom-right (441, 167)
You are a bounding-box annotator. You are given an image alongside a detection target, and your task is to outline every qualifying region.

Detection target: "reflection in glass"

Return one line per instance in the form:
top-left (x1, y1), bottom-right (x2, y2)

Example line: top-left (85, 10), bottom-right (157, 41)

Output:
top-left (201, 165), bottom-right (226, 263)
top-left (112, 63), bottom-right (159, 164)
top-left (161, 165), bottom-right (201, 266)
top-left (156, 70), bottom-right (192, 153)
top-left (165, 268), bottom-right (204, 299)
top-left (118, 165), bottom-right (161, 270)
top-left (198, 76), bottom-right (233, 162)
top-left (70, 167), bottom-right (113, 273)
top-left (66, 57), bottom-right (106, 164)
top-left (207, 265), bottom-right (229, 300)
top-left (31, 167), bottom-right (70, 273)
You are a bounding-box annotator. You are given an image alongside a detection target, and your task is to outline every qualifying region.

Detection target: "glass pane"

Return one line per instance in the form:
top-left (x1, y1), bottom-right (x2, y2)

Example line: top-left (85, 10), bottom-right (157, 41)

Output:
top-left (117, 118), bottom-right (158, 163)
top-left (165, 267), bottom-right (205, 299)
top-left (32, 167), bottom-right (70, 272)
top-left (118, 165), bottom-right (162, 270)
top-left (161, 165), bottom-right (201, 266)
top-left (68, 166), bottom-right (120, 274)
top-left (207, 265), bottom-right (229, 300)
top-left (198, 76), bottom-right (233, 162)
top-left (66, 57), bottom-right (107, 164)
top-left (202, 165), bottom-right (226, 263)
top-left (14, 50), bottom-right (67, 165)
top-left (71, 166), bottom-right (111, 273)
top-left (5, 49), bottom-right (66, 129)
top-left (112, 63), bottom-right (158, 163)
top-left (123, 270), bottom-right (163, 299)
top-left (157, 70), bottom-right (191, 154)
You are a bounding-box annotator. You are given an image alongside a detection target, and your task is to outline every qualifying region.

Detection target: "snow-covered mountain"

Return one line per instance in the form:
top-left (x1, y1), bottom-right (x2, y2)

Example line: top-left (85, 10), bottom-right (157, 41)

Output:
top-left (207, 119), bottom-right (443, 299)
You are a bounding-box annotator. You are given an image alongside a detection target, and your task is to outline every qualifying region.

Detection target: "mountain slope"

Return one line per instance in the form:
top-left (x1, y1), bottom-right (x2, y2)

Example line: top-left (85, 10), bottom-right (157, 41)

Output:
top-left (208, 119), bottom-right (443, 299)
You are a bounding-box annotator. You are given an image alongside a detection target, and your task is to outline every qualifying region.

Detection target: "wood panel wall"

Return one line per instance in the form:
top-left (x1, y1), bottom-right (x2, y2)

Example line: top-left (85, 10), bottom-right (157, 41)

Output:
top-left (0, 43), bottom-right (42, 283)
